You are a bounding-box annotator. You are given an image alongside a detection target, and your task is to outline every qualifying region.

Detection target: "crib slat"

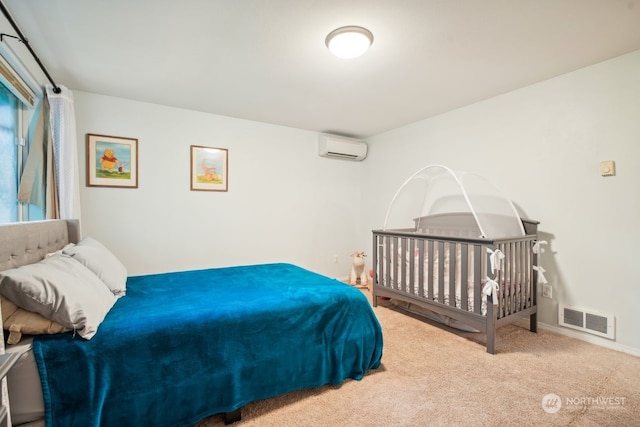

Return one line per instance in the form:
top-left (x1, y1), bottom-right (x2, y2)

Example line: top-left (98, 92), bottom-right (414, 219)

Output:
top-left (375, 234), bottom-right (383, 290)
top-left (408, 238), bottom-right (416, 295)
top-left (417, 238), bottom-right (425, 298)
top-left (518, 240), bottom-right (524, 311)
top-left (487, 245), bottom-right (497, 315)
top-left (387, 236), bottom-right (398, 289)
top-left (460, 243), bottom-right (469, 311)
top-left (382, 235), bottom-right (387, 289)
top-left (510, 242), bottom-right (515, 316)
top-left (448, 242), bottom-right (456, 307)
top-left (500, 242), bottom-right (508, 318)
top-left (400, 237), bottom-right (407, 293)
top-left (498, 243), bottom-right (505, 318)
top-left (502, 242), bottom-right (509, 318)
top-left (516, 242), bottom-right (521, 309)
top-left (511, 242), bottom-right (517, 314)
top-left (525, 239), bottom-right (532, 308)
top-left (523, 241), bottom-right (528, 310)
top-left (437, 241), bottom-right (445, 304)
top-left (512, 242), bottom-right (516, 316)
top-left (473, 244), bottom-right (482, 314)
top-left (395, 237), bottom-right (399, 290)
top-left (427, 240), bottom-right (434, 300)
top-left (531, 237), bottom-right (536, 307)
top-left (511, 242), bottom-right (520, 313)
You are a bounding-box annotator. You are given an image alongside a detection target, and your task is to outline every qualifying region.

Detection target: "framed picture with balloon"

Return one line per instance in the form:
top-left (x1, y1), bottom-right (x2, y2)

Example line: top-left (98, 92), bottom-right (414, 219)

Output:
top-left (190, 145), bottom-right (228, 192)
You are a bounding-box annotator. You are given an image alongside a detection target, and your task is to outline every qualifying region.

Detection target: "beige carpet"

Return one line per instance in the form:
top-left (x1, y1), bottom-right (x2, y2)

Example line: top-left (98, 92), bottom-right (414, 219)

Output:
top-left (194, 290), bottom-right (640, 427)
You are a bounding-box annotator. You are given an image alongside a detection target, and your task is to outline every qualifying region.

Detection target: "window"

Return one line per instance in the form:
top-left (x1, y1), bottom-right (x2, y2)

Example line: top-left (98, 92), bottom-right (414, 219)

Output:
top-left (0, 84), bottom-right (18, 223)
top-left (0, 82), bottom-right (44, 223)
top-left (0, 41), bottom-right (44, 223)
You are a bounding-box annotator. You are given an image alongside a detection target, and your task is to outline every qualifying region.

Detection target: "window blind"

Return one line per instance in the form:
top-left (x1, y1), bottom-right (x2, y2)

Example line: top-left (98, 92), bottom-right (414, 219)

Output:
top-left (0, 50), bottom-right (36, 107)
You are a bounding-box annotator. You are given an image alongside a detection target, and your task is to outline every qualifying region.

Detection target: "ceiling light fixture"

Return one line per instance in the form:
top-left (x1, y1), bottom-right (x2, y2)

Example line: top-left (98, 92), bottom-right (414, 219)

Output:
top-left (325, 26), bottom-right (373, 59)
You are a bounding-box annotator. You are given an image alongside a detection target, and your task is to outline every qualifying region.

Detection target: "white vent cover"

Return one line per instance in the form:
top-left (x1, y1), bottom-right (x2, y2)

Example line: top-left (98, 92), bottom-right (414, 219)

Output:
top-left (559, 305), bottom-right (615, 339)
top-left (318, 134), bottom-right (367, 161)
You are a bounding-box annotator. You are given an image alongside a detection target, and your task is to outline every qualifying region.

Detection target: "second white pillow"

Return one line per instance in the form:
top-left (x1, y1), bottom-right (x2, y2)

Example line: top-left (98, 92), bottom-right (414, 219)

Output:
top-left (64, 237), bottom-right (128, 297)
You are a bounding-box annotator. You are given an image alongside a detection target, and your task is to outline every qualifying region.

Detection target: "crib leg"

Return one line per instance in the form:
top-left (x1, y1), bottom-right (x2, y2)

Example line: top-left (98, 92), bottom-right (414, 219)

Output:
top-left (486, 328), bottom-right (496, 354)
top-left (486, 300), bottom-right (496, 354)
top-left (530, 312), bottom-right (538, 333)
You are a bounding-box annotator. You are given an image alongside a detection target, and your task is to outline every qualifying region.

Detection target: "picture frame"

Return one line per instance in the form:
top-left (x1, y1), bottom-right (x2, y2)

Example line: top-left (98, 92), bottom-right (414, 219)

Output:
top-left (190, 145), bottom-right (228, 192)
top-left (86, 134), bottom-right (138, 188)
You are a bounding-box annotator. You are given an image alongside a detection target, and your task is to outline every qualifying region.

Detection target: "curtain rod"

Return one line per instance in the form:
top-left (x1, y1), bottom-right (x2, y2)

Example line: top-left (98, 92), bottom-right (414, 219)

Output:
top-left (0, 1), bottom-right (61, 94)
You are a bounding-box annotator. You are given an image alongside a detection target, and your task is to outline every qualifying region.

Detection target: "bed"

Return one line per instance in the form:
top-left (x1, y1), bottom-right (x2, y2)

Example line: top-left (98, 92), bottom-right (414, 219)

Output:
top-left (0, 219), bottom-right (383, 426)
top-left (372, 165), bottom-right (540, 354)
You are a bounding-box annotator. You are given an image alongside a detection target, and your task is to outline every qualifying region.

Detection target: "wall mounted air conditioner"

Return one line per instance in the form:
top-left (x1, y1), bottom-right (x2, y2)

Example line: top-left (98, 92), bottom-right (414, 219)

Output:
top-left (318, 134), bottom-right (367, 161)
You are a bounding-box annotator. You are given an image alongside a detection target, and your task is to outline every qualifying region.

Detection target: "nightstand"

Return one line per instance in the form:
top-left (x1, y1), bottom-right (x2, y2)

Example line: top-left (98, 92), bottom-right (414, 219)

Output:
top-left (0, 353), bottom-right (19, 427)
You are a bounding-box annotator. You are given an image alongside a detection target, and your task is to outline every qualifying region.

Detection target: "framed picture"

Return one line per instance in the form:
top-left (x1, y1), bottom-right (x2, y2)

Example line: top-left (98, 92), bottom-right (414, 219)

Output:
top-left (190, 145), bottom-right (228, 192)
top-left (86, 134), bottom-right (138, 188)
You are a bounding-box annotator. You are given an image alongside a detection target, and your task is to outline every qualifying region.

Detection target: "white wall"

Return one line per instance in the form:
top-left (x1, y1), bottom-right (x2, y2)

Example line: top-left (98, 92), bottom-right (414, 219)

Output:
top-left (73, 92), bottom-right (362, 278)
top-left (360, 50), bottom-right (640, 354)
top-left (14, 29), bottom-right (637, 353)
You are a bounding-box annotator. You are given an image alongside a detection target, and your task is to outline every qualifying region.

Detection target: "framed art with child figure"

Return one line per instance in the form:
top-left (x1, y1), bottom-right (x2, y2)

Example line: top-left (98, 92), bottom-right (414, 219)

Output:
top-left (87, 133), bottom-right (138, 188)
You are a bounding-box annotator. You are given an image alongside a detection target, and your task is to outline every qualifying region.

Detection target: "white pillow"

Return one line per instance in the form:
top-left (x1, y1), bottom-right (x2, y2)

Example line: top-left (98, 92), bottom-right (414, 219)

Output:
top-left (0, 254), bottom-right (116, 339)
top-left (63, 237), bottom-right (127, 297)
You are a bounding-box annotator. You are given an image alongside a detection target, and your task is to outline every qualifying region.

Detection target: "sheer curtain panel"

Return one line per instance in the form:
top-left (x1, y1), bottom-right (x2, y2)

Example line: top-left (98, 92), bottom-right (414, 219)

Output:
top-left (46, 85), bottom-right (81, 220)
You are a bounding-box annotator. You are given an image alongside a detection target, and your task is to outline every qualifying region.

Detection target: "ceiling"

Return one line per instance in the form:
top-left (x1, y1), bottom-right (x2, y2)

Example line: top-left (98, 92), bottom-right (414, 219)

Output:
top-left (3, 0), bottom-right (640, 139)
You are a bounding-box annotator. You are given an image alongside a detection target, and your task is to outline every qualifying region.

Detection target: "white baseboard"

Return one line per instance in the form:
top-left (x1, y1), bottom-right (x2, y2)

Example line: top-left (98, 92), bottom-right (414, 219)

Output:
top-left (538, 322), bottom-right (640, 358)
top-left (346, 285), bottom-right (640, 357)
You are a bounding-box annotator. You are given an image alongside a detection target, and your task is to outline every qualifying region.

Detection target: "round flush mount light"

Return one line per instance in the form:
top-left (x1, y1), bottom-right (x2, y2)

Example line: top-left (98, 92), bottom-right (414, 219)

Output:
top-left (325, 26), bottom-right (373, 59)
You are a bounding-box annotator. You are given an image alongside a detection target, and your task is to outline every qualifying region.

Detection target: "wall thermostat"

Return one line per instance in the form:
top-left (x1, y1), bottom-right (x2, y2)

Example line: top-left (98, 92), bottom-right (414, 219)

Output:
top-left (600, 160), bottom-right (615, 177)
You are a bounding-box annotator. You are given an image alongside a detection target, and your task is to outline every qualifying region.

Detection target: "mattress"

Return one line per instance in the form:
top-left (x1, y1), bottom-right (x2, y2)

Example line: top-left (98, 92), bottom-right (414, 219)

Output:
top-left (5, 338), bottom-right (45, 426)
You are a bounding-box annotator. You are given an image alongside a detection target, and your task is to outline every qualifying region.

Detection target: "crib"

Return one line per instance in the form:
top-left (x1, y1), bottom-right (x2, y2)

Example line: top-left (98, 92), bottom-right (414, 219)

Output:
top-left (371, 165), bottom-right (540, 354)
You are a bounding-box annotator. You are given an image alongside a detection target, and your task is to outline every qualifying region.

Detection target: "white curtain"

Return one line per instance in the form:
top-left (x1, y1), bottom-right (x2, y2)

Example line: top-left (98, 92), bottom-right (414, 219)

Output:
top-left (46, 85), bottom-right (81, 220)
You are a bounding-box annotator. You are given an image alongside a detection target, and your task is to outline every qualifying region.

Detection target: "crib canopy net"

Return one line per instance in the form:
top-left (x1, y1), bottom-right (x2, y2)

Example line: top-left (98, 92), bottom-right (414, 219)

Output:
top-left (383, 165), bottom-right (524, 239)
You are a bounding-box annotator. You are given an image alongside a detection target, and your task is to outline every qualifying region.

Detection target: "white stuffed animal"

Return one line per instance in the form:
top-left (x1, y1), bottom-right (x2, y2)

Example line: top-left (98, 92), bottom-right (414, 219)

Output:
top-left (350, 252), bottom-right (368, 286)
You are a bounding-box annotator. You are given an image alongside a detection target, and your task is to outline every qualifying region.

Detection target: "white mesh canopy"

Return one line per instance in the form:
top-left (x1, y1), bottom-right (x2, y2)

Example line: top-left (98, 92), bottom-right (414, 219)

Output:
top-left (383, 165), bottom-right (524, 239)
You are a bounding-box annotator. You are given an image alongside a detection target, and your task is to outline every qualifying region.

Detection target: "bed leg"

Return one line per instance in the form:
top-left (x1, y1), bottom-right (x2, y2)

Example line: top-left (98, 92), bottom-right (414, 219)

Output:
top-left (530, 312), bottom-right (538, 333)
top-left (224, 408), bottom-right (242, 424)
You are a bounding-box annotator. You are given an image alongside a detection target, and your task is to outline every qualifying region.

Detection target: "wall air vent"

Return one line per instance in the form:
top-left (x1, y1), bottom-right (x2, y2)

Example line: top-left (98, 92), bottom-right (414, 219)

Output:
top-left (559, 305), bottom-right (615, 339)
top-left (318, 134), bottom-right (367, 161)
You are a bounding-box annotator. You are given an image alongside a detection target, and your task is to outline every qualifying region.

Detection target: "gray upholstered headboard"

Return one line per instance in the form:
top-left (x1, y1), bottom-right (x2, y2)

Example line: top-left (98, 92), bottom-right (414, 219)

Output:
top-left (0, 219), bottom-right (81, 272)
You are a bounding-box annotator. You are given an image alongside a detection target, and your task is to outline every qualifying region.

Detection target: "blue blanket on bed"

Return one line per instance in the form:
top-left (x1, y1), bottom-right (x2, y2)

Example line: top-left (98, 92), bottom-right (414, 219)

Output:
top-left (32, 263), bottom-right (383, 427)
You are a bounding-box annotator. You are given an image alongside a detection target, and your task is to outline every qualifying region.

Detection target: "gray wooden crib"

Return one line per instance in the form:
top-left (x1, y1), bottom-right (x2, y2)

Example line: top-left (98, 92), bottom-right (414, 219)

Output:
top-left (372, 213), bottom-right (539, 354)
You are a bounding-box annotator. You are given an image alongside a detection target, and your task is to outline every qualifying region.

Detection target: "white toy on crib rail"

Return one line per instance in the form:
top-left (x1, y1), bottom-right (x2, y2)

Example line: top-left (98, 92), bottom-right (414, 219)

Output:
top-left (350, 251), bottom-right (368, 286)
